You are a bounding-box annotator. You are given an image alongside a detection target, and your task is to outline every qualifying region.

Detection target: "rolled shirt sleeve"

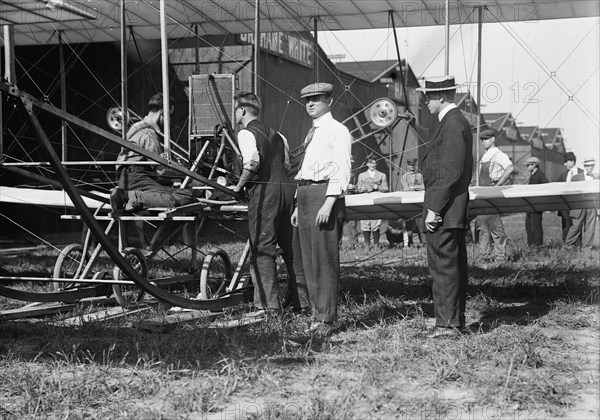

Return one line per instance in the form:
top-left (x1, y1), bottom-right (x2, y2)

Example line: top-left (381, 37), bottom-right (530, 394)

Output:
top-left (237, 128), bottom-right (260, 170)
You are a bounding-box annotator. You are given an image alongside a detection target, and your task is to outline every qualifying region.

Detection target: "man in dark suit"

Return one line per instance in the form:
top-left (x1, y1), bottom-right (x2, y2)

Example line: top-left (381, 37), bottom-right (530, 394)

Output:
top-left (557, 151), bottom-right (584, 242)
top-left (524, 157), bottom-right (549, 246)
top-left (418, 75), bottom-right (473, 339)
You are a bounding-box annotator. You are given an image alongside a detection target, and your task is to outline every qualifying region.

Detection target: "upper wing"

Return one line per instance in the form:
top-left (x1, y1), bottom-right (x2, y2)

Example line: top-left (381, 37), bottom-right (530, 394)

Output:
top-left (4, 0), bottom-right (599, 46)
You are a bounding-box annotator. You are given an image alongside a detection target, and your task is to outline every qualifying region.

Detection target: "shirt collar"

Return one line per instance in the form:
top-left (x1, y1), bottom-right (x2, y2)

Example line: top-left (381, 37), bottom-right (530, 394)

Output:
top-left (142, 115), bottom-right (162, 134)
top-left (438, 103), bottom-right (457, 121)
top-left (313, 111), bottom-right (333, 128)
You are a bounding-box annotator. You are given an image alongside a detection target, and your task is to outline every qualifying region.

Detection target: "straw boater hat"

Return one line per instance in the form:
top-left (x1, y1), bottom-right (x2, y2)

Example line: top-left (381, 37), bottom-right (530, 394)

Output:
top-left (584, 157), bottom-right (596, 166)
top-left (416, 75), bottom-right (460, 92)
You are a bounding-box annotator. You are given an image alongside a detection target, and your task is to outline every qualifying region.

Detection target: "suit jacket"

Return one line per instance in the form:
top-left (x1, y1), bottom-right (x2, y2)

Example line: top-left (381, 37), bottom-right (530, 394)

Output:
top-left (357, 169), bottom-right (389, 193)
top-left (420, 107), bottom-right (473, 229)
top-left (528, 169), bottom-right (549, 185)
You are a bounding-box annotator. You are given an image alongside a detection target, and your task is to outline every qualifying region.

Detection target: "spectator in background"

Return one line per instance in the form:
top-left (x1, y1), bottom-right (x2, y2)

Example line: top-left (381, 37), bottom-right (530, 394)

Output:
top-left (557, 151), bottom-right (583, 243)
top-left (357, 157), bottom-right (389, 247)
top-left (565, 157), bottom-right (597, 249)
top-left (524, 157), bottom-right (549, 246)
top-left (343, 172), bottom-right (360, 249)
top-left (475, 129), bottom-right (513, 263)
top-left (397, 158), bottom-right (425, 247)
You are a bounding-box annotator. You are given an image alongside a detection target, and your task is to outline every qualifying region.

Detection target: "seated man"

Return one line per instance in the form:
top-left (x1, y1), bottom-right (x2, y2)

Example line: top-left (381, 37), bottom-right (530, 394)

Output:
top-left (110, 93), bottom-right (195, 212)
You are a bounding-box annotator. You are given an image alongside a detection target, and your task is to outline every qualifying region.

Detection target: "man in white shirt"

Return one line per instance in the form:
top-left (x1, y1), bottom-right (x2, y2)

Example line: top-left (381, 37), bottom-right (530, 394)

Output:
top-left (475, 129), bottom-right (513, 263)
top-left (357, 157), bottom-right (389, 246)
top-left (291, 82), bottom-right (352, 333)
top-left (565, 157), bottom-right (597, 248)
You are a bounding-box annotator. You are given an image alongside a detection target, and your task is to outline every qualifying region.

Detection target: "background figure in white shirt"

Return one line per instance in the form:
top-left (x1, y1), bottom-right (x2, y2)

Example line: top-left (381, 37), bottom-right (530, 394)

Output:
top-left (565, 157), bottom-right (598, 248)
top-left (475, 129), bottom-right (514, 263)
top-left (558, 151), bottom-right (584, 243)
top-left (291, 82), bottom-right (352, 332)
top-left (357, 157), bottom-right (389, 247)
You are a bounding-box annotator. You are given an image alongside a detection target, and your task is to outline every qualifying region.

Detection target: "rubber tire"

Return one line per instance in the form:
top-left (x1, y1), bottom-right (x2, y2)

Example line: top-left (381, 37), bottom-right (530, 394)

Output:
top-left (52, 243), bottom-right (88, 291)
top-left (112, 247), bottom-right (147, 309)
top-left (199, 250), bottom-right (233, 299)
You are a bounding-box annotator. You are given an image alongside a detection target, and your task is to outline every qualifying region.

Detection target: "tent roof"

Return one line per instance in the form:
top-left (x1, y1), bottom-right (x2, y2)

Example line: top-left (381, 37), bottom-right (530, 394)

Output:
top-left (3, 0), bottom-right (599, 46)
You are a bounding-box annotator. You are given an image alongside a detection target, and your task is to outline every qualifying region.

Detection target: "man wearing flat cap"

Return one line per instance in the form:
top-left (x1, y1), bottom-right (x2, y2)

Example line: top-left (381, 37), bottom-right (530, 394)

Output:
top-left (291, 82), bottom-right (352, 333)
top-left (475, 129), bottom-right (513, 262)
top-left (524, 156), bottom-right (549, 246)
top-left (565, 155), bottom-right (597, 248)
top-left (417, 75), bottom-right (473, 338)
top-left (111, 92), bottom-right (194, 213)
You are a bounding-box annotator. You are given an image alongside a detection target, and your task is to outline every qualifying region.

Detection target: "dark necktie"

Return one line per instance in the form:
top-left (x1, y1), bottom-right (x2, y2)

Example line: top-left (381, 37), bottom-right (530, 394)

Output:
top-left (297, 126), bottom-right (315, 171)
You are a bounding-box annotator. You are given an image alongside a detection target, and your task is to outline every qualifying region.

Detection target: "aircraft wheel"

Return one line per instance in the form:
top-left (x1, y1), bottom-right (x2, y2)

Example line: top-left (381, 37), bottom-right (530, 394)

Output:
top-left (199, 250), bottom-right (232, 299)
top-left (112, 247), bottom-right (147, 309)
top-left (53, 243), bottom-right (89, 291)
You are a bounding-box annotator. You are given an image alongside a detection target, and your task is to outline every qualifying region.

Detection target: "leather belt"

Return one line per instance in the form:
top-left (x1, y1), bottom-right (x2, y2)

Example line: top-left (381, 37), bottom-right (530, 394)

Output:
top-left (296, 179), bottom-right (328, 187)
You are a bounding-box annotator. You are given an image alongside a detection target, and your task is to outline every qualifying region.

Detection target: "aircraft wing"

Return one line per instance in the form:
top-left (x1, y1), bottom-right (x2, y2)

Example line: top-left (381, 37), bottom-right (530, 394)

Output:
top-left (4, 0), bottom-right (599, 46)
top-left (0, 186), bottom-right (107, 209)
top-left (346, 180), bottom-right (600, 220)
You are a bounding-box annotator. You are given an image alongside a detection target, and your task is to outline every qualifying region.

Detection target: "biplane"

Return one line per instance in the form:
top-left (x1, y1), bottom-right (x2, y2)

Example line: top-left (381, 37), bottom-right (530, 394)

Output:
top-left (1, 1), bottom-right (598, 316)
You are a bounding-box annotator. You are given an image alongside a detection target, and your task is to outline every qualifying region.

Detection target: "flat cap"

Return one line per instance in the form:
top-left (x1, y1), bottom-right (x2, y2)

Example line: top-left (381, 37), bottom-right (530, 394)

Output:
top-left (480, 129), bottom-right (498, 140)
top-left (300, 82), bottom-right (334, 98)
top-left (564, 151), bottom-right (576, 162)
top-left (407, 158), bottom-right (417, 165)
top-left (584, 157), bottom-right (596, 165)
top-left (524, 157), bottom-right (540, 166)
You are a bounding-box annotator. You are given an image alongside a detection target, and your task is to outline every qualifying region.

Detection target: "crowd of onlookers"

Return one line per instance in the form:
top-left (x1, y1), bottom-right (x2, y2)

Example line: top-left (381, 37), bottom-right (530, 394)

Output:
top-left (343, 134), bottom-right (598, 256)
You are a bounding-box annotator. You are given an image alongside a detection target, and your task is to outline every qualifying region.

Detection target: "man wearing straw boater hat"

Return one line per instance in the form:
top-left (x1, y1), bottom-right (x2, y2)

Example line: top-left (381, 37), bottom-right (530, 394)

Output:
top-left (417, 75), bottom-right (473, 339)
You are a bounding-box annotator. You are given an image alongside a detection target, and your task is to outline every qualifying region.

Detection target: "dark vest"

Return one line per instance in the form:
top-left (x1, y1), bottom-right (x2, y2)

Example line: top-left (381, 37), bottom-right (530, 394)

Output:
top-left (244, 120), bottom-right (288, 193)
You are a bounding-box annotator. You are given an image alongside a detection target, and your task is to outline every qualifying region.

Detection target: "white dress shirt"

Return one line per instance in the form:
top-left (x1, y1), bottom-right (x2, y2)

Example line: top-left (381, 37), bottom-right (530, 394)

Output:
top-left (295, 112), bottom-right (352, 196)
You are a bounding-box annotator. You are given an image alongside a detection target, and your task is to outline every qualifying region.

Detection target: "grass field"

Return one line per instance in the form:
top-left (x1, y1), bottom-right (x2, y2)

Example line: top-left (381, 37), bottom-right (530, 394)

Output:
top-left (0, 213), bottom-right (598, 419)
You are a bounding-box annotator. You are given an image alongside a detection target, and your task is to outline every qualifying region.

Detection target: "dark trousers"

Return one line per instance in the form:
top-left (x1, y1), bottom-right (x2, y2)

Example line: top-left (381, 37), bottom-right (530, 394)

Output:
top-left (248, 183), bottom-right (307, 310)
top-left (296, 183), bottom-right (345, 323)
top-left (426, 228), bottom-right (467, 328)
top-left (559, 210), bottom-right (572, 242)
top-left (525, 212), bottom-right (543, 246)
top-left (119, 167), bottom-right (194, 208)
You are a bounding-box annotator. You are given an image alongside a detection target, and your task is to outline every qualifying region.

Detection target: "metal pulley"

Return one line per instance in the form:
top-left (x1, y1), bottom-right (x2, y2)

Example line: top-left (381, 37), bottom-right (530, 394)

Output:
top-left (106, 107), bottom-right (124, 131)
top-left (369, 98), bottom-right (399, 128)
top-left (106, 107), bottom-right (141, 131)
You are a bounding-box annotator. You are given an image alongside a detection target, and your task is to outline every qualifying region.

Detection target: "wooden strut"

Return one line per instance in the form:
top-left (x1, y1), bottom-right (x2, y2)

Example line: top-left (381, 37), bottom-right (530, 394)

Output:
top-left (1, 88), bottom-right (246, 311)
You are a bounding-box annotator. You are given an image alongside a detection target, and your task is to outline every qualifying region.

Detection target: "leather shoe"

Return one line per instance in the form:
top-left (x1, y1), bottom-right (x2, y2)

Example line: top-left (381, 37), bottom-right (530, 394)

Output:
top-left (110, 187), bottom-right (127, 212)
top-left (427, 327), bottom-right (462, 339)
